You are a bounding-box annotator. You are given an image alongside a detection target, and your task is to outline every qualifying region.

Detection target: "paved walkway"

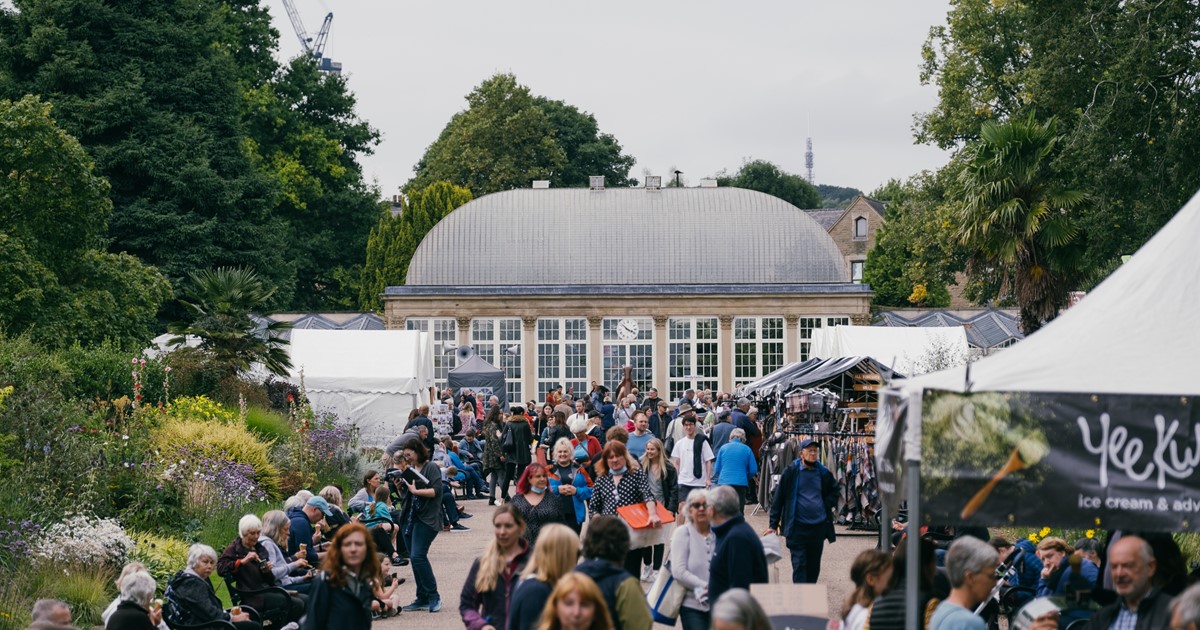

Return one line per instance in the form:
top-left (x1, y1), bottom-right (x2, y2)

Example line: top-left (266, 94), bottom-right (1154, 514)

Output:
top-left (376, 499), bottom-right (877, 629)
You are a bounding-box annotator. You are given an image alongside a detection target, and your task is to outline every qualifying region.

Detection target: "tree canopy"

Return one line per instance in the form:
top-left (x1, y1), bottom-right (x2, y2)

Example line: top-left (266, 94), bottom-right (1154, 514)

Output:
top-left (0, 0), bottom-right (381, 313)
top-left (359, 181), bottom-right (473, 310)
top-left (916, 0), bottom-right (1200, 273)
top-left (407, 73), bottom-right (635, 196)
top-left (715, 160), bottom-right (821, 209)
top-left (0, 95), bottom-right (170, 348)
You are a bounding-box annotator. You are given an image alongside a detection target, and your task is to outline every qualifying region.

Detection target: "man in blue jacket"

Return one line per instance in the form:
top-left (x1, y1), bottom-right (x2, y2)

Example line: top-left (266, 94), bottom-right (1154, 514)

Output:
top-left (708, 485), bottom-right (768, 604)
top-left (766, 438), bottom-right (838, 583)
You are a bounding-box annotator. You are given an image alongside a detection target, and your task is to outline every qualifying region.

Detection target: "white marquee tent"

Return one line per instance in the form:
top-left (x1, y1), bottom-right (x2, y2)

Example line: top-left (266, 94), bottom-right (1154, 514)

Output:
top-left (288, 329), bottom-right (434, 446)
top-left (881, 189), bottom-right (1200, 627)
top-left (811, 325), bottom-right (968, 376)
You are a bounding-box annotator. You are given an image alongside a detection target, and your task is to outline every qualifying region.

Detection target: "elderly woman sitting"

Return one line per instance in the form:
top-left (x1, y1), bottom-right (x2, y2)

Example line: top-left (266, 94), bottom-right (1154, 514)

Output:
top-left (165, 543), bottom-right (260, 630)
top-left (105, 571), bottom-right (161, 630)
top-left (260, 510), bottom-right (313, 594)
top-left (216, 514), bottom-right (305, 627)
top-left (103, 563), bottom-right (168, 630)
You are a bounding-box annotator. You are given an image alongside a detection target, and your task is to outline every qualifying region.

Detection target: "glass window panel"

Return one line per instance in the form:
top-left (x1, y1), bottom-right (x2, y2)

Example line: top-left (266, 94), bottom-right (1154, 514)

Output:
top-left (536, 318), bottom-right (587, 402)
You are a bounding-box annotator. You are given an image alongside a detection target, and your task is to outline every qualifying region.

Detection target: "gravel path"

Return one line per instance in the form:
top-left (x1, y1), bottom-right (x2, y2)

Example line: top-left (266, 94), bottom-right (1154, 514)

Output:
top-left (375, 499), bottom-right (877, 629)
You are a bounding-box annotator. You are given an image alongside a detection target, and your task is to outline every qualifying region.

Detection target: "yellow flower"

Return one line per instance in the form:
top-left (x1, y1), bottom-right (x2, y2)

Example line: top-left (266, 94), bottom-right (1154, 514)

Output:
top-left (1085, 529), bottom-right (1096, 539)
top-left (1040, 526), bottom-right (1051, 536)
top-left (1028, 533), bottom-right (1040, 543)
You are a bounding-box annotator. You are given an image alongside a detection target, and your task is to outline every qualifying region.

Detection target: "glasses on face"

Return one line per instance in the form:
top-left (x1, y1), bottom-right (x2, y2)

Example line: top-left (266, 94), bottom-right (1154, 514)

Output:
top-left (690, 503), bottom-right (707, 509)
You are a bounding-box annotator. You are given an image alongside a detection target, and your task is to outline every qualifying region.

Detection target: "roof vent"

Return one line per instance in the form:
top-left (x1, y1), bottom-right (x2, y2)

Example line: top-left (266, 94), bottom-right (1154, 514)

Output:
top-left (589, 176), bottom-right (605, 190)
top-left (532, 180), bottom-right (550, 189)
top-left (699, 178), bottom-right (718, 188)
top-left (645, 175), bottom-right (662, 190)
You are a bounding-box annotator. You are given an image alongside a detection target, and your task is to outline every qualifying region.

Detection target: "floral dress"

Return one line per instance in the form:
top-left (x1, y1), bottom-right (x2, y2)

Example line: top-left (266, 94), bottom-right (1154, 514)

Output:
top-left (510, 493), bottom-right (564, 545)
top-left (482, 417), bottom-right (505, 473)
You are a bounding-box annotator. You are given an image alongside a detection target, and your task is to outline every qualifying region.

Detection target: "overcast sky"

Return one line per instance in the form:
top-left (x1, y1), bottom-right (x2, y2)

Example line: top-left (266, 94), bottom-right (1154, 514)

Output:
top-left (269, 1), bottom-right (954, 197)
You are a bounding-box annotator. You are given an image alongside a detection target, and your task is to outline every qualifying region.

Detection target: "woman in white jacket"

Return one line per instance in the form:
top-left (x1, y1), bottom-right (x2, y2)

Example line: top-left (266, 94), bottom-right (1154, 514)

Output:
top-left (670, 489), bottom-right (716, 630)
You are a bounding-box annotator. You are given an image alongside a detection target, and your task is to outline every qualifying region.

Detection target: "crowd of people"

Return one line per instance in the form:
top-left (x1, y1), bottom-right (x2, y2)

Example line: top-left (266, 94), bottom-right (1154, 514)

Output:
top-left (24, 382), bottom-right (1200, 630)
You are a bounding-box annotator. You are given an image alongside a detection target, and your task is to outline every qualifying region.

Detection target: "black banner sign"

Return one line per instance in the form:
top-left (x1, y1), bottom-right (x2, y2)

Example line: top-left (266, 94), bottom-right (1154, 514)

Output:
top-left (919, 390), bottom-right (1200, 531)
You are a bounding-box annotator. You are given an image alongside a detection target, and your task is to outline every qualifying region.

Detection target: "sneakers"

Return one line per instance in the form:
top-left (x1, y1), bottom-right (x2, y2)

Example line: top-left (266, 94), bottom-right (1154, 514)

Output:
top-left (429, 597), bottom-right (442, 613)
top-left (402, 600), bottom-right (431, 612)
top-left (391, 555), bottom-right (410, 567)
top-left (449, 523), bottom-right (471, 532)
top-left (458, 511), bottom-right (473, 520)
top-left (640, 565), bottom-right (653, 582)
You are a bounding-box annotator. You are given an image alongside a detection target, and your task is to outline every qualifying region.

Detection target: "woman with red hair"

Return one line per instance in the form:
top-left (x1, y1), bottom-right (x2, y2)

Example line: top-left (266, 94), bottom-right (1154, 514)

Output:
top-left (510, 463), bottom-right (566, 545)
top-left (303, 523), bottom-right (383, 629)
top-left (587, 440), bottom-right (661, 578)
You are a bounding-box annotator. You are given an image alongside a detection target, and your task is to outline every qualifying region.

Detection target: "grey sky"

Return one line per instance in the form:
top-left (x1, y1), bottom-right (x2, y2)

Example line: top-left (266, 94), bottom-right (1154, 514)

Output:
top-left (270, 1), bottom-right (953, 198)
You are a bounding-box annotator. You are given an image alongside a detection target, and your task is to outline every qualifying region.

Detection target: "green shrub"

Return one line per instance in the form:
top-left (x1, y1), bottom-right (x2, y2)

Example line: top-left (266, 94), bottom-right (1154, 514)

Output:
top-left (152, 419), bottom-right (281, 499)
top-left (245, 405), bottom-right (290, 440)
top-left (0, 558), bottom-right (113, 630)
top-left (52, 567), bottom-right (113, 627)
top-left (167, 395), bottom-right (237, 424)
top-left (130, 531), bottom-right (191, 593)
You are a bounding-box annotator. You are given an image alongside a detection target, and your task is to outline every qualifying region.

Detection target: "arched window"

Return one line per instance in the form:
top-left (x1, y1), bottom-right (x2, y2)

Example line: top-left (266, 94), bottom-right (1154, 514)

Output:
top-left (853, 216), bottom-right (868, 239)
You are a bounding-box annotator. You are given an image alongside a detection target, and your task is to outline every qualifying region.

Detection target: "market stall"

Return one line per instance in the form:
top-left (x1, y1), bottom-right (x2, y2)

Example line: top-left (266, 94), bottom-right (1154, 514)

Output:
top-left (878, 189), bottom-right (1200, 626)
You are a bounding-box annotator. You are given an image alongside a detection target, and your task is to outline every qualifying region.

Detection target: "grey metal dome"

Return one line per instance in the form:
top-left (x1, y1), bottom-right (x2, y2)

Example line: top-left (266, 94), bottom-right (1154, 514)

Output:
top-left (405, 187), bottom-right (847, 285)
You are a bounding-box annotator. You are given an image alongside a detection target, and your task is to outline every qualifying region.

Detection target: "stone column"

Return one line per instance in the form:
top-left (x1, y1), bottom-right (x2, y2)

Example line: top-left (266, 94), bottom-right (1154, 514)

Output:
top-left (652, 315), bottom-right (668, 393)
top-left (587, 316), bottom-right (603, 386)
top-left (718, 315), bottom-right (734, 393)
top-left (522, 316), bottom-right (537, 404)
top-left (456, 316), bottom-right (471, 349)
top-left (784, 314), bottom-right (800, 364)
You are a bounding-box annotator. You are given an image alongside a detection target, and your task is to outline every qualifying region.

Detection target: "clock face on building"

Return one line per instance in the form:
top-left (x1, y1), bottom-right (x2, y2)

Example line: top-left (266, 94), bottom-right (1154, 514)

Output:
top-left (616, 318), bottom-right (640, 340)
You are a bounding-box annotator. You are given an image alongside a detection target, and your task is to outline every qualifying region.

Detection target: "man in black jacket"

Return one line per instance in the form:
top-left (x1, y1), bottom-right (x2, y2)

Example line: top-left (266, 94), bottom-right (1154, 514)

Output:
top-left (707, 485), bottom-right (768, 604)
top-left (1085, 535), bottom-right (1171, 630)
top-left (405, 405), bottom-right (435, 450)
top-left (766, 438), bottom-right (838, 584)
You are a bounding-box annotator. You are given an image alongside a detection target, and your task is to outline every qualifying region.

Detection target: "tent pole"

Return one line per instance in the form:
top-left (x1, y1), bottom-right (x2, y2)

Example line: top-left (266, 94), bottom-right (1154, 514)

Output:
top-left (905, 458), bottom-right (921, 630)
top-left (903, 389), bottom-right (924, 630)
top-left (879, 500), bottom-right (890, 551)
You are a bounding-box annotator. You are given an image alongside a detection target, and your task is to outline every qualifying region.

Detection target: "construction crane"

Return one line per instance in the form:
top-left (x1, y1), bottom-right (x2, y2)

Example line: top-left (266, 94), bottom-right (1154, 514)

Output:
top-left (281, 0), bottom-right (342, 74)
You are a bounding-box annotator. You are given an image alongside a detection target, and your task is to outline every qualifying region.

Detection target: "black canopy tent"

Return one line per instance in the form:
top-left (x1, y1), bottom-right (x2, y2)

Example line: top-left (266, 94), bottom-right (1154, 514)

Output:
top-left (737, 356), bottom-right (899, 399)
top-left (448, 354), bottom-right (509, 412)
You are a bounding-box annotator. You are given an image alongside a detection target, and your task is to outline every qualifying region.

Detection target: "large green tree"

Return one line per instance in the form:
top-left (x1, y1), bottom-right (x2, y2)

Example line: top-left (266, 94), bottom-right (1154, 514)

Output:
top-left (359, 182), bottom-right (473, 310)
top-left (243, 57), bottom-right (382, 310)
top-left (716, 160), bottom-right (821, 209)
top-left (408, 73), bottom-right (635, 195)
top-left (0, 0), bottom-right (292, 301)
top-left (0, 95), bottom-right (170, 347)
top-left (956, 117), bottom-right (1086, 334)
top-left (864, 172), bottom-right (963, 308)
top-left (917, 0), bottom-right (1200, 275)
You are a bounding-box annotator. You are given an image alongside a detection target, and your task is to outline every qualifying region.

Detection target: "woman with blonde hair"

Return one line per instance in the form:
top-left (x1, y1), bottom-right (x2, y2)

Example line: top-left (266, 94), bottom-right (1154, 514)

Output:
top-left (841, 549), bottom-right (891, 630)
top-left (460, 504), bottom-right (531, 630)
top-left (638, 437), bottom-right (677, 582)
top-left (534, 572), bottom-right (614, 630)
top-left (507, 524), bottom-right (581, 630)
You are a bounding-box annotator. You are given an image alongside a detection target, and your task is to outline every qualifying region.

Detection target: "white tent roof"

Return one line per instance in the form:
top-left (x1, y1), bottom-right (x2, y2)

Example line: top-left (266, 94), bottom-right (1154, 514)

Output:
top-left (901, 188), bottom-right (1200, 396)
top-left (811, 325), bottom-right (968, 377)
top-left (288, 329), bottom-right (433, 394)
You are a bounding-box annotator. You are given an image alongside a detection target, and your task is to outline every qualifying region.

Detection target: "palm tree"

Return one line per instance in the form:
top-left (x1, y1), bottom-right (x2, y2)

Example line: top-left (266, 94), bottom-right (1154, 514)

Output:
top-left (956, 116), bottom-right (1086, 334)
top-left (168, 267), bottom-right (293, 376)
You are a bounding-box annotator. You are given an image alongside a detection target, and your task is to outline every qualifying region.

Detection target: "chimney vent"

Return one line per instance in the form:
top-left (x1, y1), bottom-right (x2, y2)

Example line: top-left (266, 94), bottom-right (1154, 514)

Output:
top-left (645, 175), bottom-right (662, 190)
top-left (589, 176), bottom-right (605, 190)
top-left (532, 180), bottom-right (550, 189)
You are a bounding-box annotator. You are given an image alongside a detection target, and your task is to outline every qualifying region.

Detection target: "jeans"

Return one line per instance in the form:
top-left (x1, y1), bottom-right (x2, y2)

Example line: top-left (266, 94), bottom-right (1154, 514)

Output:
top-left (501, 462), bottom-right (528, 498)
top-left (487, 469), bottom-right (503, 500)
top-left (787, 531), bottom-right (826, 584)
top-left (408, 521), bottom-right (440, 603)
top-left (441, 484), bottom-right (461, 525)
top-left (679, 605), bottom-right (710, 630)
top-left (462, 466), bottom-right (485, 495)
